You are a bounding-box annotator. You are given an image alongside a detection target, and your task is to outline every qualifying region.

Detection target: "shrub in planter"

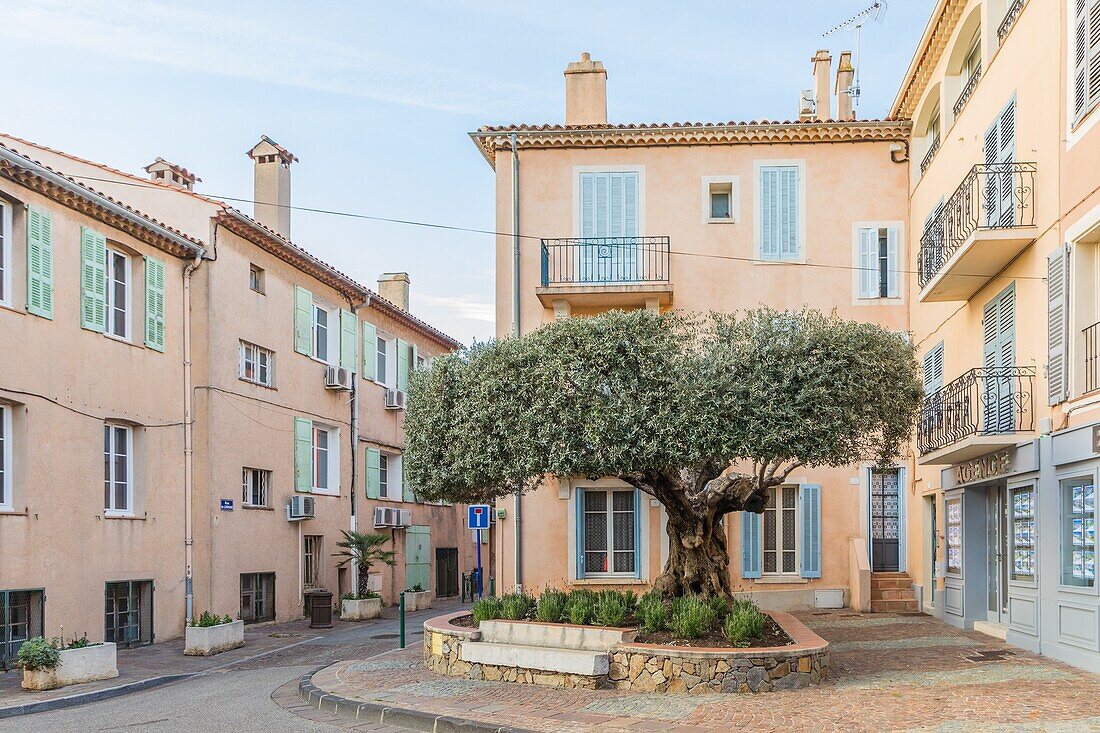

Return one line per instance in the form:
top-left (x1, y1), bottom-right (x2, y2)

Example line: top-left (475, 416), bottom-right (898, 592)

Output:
top-left (404, 584), bottom-right (432, 611)
top-left (16, 637), bottom-right (60, 671)
top-left (333, 530), bottom-right (395, 601)
top-left (670, 596), bottom-right (717, 639)
top-left (723, 602), bottom-right (766, 646)
top-left (638, 594), bottom-right (669, 634)
top-left (499, 592), bottom-right (535, 620)
top-left (340, 592), bottom-right (382, 621)
top-left (535, 589), bottom-right (568, 623)
top-left (566, 591), bottom-right (596, 625)
top-left (185, 612), bottom-right (245, 656)
top-left (594, 590), bottom-right (628, 627)
top-left (472, 596), bottom-right (502, 623)
top-left (19, 635), bottom-right (117, 691)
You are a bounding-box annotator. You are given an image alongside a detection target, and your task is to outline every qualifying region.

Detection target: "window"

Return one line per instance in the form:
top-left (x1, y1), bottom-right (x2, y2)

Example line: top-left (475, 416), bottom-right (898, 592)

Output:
top-left (104, 580), bottom-right (152, 647)
top-left (376, 335), bottom-right (390, 385)
top-left (763, 485), bottom-right (799, 575)
top-left (1011, 485), bottom-right (1036, 581)
top-left (303, 535), bottom-right (324, 590)
top-left (710, 186), bottom-right (732, 220)
top-left (103, 424), bottom-right (132, 514)
top-left (0, 200), bottom-right (10, 307)
top-left (313, 305), bottom-right (329, 363)
top-left (240, 572), bottom-right (275, 623)
top-left (239, 341), bottom-right (274, 387)
top-left (0, 405), bottom-right (10, 510)
top-left (1061, 477), bottom-right (1096, 588)
top-left (249, 264), bottom-right (265, 294)
top-left (105, 249), bottom-right (130, 339)
top-left (242, 468), bottom-right (270, 507)
top-left (946, 496), bottom-right (963, 575)
top-left (580, 489), bottom-right (637, 575)
top-left (577, 170), bottom-right (642, 284)
top-left (1072, 0), bottom-right (1100, 124)
top-left (963, 35), bottom-right (981, 82)
top-left (857, 226), bottom-right (900, 299)
top-left (0, 590), bottom-right (44, 668)
top-left (294, 418), bottom-right (339, 495)
top-left (379, 453), bottom-right (390, 498)
top-left (366, 448), bottom-right (401, 501)
top-left (702, 176), bottom-right (739, 223)
top-left (313, 425), bottom-right (331, 492)
top-left (758, 164), bottom-right (801, 261)
top-left (923, 343), bottom-right (945, 395)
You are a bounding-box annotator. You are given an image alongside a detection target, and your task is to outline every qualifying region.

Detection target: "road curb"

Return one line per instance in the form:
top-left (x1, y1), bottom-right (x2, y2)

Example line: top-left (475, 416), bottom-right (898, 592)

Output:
top-left (297, 666), bottom-right (538, 733)
top-left (0, 673), bottom-right (192, 719)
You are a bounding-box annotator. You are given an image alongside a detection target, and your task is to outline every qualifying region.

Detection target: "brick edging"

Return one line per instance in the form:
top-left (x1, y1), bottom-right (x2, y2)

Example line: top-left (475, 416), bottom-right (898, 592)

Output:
top-left (0, 673), bottom-right (193, 719)
top-left (296, 666), bottom-right (538, 733)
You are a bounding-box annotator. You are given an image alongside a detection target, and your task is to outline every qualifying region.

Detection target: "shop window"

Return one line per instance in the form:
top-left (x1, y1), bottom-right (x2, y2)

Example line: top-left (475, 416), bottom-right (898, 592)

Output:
top-left (1010, 485), bottom-right (1036, 581)
top-left (945, 497), bottom-right (963, 575)
top-left (1061, 477), bottom-right (1096, 588)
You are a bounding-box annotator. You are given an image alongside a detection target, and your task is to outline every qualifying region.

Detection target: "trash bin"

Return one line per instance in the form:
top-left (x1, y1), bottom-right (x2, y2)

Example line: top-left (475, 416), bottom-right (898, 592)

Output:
top-left (307, 590), bottom-right (333, 629)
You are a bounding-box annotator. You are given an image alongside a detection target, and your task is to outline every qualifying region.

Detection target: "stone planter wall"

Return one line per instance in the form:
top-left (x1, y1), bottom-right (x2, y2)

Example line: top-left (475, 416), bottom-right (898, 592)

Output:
top-left (184, 620), bottom-right (246, 656)
top-left (405, 590), bottom-right (431, 612)
top-left (423, 610), bottom-right (828, 694)
top-left (21, 642), bottom-right (118, 691)
top-left (341, 597), bottom-right (382, 621)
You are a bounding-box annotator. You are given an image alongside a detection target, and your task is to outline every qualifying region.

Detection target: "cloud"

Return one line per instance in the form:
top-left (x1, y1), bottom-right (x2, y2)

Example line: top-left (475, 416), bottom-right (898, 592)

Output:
top-left (415, 294), bottom-right (495, 324)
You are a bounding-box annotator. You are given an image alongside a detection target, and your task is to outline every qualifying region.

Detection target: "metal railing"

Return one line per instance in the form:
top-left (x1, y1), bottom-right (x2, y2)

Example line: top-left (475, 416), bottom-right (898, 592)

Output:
top-left (918, 366), bottom-right (1036, 455)
top-left (917, 162), bottom-right (1037, 289)
top-left (540, 236), bottom-right (671, 287)
top-left (998, 0), bottom-right (1025, 43)
top-left (953, 64), bottom-right (982, 117)
top-left (920, 133), bottom-right (941, 176)
top-left (1086, 321), bottom-right (1100, 393)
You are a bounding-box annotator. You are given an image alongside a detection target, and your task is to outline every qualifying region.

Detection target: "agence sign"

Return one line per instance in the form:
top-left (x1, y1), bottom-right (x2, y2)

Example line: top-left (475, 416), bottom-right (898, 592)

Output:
top-left (953, 451), bottom-right (1012, 485)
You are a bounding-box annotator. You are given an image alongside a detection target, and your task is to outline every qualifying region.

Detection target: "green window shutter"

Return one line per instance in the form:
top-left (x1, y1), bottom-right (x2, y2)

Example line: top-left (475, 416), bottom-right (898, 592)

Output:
top-left (401, 457), bottom-right (415, 502)
top-left (339, 308), bottom-right (357, 371)
top-left (396, 338), bottom-right (410, 392)
top-left (365, 447), bottom-right (381, 499)
top-left (294, 417), bottom-right (313, 492)
top-left (26, 206), bottom-right (54, 319)
top-left (293, 286), bottom-right (313, 356)
top-left (741, 511), bottom-right (762, 579)
top-left (144, 257), bottom-right (166, 352)
top-left (80, 226), bottom-right (107, 332)
top-left (361, 321), bottom-right (378, 381)
top-left (800, 484), bottom-right (822, 579)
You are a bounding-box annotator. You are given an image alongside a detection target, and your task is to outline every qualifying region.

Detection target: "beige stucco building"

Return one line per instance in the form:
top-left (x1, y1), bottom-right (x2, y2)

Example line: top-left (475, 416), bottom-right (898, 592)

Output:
top-left (0, 133), bottom-right (474, 662)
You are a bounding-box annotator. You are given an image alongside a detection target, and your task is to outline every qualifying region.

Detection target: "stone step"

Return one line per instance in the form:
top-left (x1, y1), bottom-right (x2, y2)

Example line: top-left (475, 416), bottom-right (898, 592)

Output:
top-left (871, 587), bottom-right (916, 601)
top-left (870, 577), bottom-right (912, 590)
top-left (478, 620), bottom-right (635, 652)
top-left (870, 598), bottom-right (920, 613)
top-left (460, 641), bottom-right (609, 676)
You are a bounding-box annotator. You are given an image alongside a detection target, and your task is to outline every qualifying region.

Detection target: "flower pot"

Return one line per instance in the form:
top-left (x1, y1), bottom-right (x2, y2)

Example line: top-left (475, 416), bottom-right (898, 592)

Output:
top-left (405, 590), bottom-right (432, 612)
top-left (340, 597), bottom-right (382, 621)
top-left (184, 620), bottom-right (246, 656)
top-left (21, 642), bottom-right (118, 691)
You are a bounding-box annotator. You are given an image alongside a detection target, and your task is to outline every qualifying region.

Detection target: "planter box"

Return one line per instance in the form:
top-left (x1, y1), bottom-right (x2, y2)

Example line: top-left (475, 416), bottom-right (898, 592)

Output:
top-left (340, 597), bottom-right (382, 621)
top-left (405, 590), bottom-right (432, 611)
top-left (21, 642), bottom-right (118, 691)
top-left (184, 620), bottom-right (245, 656)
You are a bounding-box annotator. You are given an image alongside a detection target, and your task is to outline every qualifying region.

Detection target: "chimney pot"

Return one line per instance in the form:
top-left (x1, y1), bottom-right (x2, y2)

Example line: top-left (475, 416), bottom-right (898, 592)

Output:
top-left (835, 51), bottom-right (855, 121)
top-left (378, 272), bottom-right (411, 311)
top-left (247, 136), bottom-right (297, 239)
top-left (564, 52), bottom-right (608, 126)
top-left (811, 49), bottom-right (833, 121)
top-left (143, 157), bottom-right (200, 191)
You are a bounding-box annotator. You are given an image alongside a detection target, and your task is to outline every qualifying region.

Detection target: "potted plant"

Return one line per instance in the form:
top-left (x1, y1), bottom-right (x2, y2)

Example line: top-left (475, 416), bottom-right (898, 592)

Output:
top-left (18, 633), bottom-right (118, 691)
top-left (334, 530), bottom-right (395, 621)
top-left (184, 611), bottom-right (245, 656)
top-left (405, 583), bottom-right (432, 612)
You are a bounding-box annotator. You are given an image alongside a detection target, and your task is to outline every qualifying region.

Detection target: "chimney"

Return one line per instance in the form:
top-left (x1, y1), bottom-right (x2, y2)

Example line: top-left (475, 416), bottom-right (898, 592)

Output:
top-left (835, 51), bottom-right (855, 121)
top-left (811, 49), bottom-right (833, 121)
top-left (144, 157), bottom-right (200, 191)
top-left (378, 272), bottom-right (410, 311)
top-left (564, 52), bottom-right (607, 126)
top-left (246, 136), bottom-right (297, 239)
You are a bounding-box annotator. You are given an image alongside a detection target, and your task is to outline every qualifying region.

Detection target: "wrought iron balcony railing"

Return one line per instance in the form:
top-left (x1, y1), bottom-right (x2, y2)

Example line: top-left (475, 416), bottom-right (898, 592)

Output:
top-left (920, 133), bottom-right (941, 176)
top-left (997, 0), bottom-right (1025, 43)
top-left (917, 366), bottom-right (1036, 455)
top-left (1085, 321), bottom-right (1100, 394)
top-left (953, 64), bottom-right (982, 117)
top-left (540, 236), bottom-right (671, 287)
top-left (917, 162), bottom-right (1037, 289)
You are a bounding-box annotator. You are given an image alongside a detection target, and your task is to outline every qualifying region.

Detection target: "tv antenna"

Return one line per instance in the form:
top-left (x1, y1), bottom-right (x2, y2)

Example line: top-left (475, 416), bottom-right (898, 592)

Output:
top-left (823, 1), bottom-right (887, 110)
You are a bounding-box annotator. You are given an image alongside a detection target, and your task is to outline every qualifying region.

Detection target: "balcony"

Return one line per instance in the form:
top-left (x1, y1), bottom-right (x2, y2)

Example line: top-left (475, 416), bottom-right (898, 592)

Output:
top-left (917, 162), bottom-right (1037, 302)
top-left (1085, 321), bottom-right (1100, 394)
top-left (920, 133), bottom-right (940, 176)
top-left (953, 65), bottom-right (982, 117)
top-left (917, 366), bottom-right (1036, 465)
top-left (537, 236), bottom-right (673, 309)
top-left (997, 0), bottom-right (1025, 43)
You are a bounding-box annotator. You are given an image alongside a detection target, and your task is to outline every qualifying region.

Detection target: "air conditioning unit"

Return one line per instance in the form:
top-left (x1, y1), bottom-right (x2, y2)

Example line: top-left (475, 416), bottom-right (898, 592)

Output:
top-left (373, 506), bottom-right (390, 528)
top-left (396, 509), bottom-right (412, 527)
top-left (324, 366), bottom-right (354, 391)
top-left (287, 495), bottom-right (315, 521)
top-left (385, 389), bottom-right (407, 410)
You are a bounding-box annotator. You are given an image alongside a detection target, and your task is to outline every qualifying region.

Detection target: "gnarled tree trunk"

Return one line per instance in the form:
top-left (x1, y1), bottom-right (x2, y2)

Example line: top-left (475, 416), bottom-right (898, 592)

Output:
top-left (651, 513), bottom-right (734, 598)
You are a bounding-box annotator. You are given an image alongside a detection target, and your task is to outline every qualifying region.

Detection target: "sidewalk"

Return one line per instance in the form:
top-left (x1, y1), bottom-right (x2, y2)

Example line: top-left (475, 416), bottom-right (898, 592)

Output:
top-left (292, 609), bottom-right (1100, 733)
top-left (0, 598), bottom-right (464, 719)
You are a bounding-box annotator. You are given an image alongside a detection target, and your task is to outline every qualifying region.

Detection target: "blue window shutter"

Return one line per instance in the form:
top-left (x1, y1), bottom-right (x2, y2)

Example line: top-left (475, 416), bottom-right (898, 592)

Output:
top-left (897, 468), bottom-right (907, 573)
top-left (780, 166), bottom-right (799, 258)
top-left (361, 321), bottom-right (377, 381)
top-left (741, 511), bottom-right (761, 579)
top-left (580, 174), bottom-right (596, 238)
top-left (800, 484), bottom-right (822, 578)
top-left (923, 342), bottom-right (944, 395)
top-left (293, 417), bottom-right (312, 492)
top-left (575, 488), bottom-right (586, 579)
top-left (858, 228), bottom-right (876, 298)
top-left (623, 173), bottom-right (638, 237)
top-left (633, 488), bottom-right (642, 579)
top-left (293, 286), bottom-right (313, 356)
top-left (760, 168), bottom-right (778, 259)
top-left (886, 227), bottom-right (900, 298)
top-left (609, 173), bottom-right (624, 238)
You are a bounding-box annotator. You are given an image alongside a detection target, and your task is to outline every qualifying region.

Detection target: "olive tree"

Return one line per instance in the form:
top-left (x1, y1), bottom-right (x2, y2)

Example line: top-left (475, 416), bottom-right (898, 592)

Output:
top-left (404, 309), bottom-right (922, 598)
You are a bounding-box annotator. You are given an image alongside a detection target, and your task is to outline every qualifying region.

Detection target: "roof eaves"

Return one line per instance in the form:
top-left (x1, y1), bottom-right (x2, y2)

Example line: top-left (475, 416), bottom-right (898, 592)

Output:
top-left (889, 0), bottom-right (967, 120)
top-left (365, 290), bottom-right (463, 351)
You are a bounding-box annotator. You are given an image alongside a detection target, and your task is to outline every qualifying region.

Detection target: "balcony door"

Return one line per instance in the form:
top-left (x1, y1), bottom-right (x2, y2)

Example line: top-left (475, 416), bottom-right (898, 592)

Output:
top-left (984, 99), bottom-right (1016, 228)
top-left (870, 468), bottom-right (901, 572)
top-left (579, 171), bottom-right (639, 283)
top-left (982, 283), bottom-right (1016, 434)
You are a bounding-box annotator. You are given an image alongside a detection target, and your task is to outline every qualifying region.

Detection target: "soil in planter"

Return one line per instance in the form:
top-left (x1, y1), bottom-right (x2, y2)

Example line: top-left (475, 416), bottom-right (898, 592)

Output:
top-left (634, 614), bottom-right (793, 649)
top-left (450, 614), bottom-right (477, 628)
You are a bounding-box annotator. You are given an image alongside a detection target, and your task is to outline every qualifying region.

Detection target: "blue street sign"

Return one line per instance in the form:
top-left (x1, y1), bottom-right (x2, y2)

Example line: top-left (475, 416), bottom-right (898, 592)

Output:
top-left (467, 504), bottom-right (491, 530)
top-left (220, 499), bottom-right (234, 511)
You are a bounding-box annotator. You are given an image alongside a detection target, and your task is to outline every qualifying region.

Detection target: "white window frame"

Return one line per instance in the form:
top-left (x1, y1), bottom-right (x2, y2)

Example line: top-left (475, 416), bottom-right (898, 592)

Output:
top-left (311, 424), bottom-right (339, 496)
top-left (701, 175), bottom-right (740, 224)
top-left (105, 248), bottom-right (131, 341)
top-left (1067, 0), bottom-right (1100, 147)
top-left (376, 333), bottom-right (396, 388)
top-left (239, 340), bottom-right (275, 387)
top-left (242, 467), bottom-right (271, 508)
top-left (103, 423), bottom-right (133, 516)
top-left (852, 221), bottom-right (905, 304)
top-left (0, 404), bottom-right (11, 510)
top-left (0, 201), bottom-right (11, 308)
top-left (945, 494), bottom-right (963, 577)
top-left (580, 488), bottom-right (638, 577)
top-left (379, 452), bottom-right (402, 500)
top-left (249, 264), bottom-right (265, 294)
top-left (312, 303), bottom-right (332, 365)
top-left (762, 484), bottom-right (800, 576)
top-left (752, 159), bottom-right (806, 263)
top-left (1009, 483), bottom-right (1037, 584)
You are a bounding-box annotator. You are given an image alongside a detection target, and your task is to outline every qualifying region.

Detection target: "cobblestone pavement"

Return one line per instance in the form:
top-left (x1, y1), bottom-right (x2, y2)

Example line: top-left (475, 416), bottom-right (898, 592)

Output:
top-left (289, 610), bottom-right (1100, 733)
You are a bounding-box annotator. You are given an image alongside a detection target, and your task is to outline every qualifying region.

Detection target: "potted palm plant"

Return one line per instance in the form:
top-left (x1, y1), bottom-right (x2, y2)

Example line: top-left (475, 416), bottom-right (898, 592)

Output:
top-left (334, 530), bottom-right (395, 621)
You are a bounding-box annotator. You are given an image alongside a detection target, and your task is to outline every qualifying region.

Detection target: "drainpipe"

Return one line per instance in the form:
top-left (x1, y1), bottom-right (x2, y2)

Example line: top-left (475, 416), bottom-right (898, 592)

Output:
top-left (347, 294), bottom-right (370, 594)
top-left (183, 250), bottom-right (204, 623)
top-left (510, 133), bottom-right (523, 591)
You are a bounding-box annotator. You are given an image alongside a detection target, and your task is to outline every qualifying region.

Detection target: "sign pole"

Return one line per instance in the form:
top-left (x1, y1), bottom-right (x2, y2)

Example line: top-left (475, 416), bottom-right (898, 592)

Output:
top-left (476, 529), bottom-right (483, 599)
